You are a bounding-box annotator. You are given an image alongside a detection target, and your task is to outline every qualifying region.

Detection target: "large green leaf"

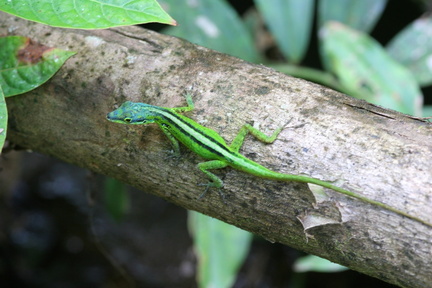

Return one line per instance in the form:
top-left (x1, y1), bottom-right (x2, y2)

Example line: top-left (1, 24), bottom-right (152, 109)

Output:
top-left (321, 22), bottom-right (422, 116)
top-left (0, 85), bottom-right (6, 153)
top-left (0, 0), bottom-right (176, 29)
top-left (0, 36), bottom-right (75, 97)
top-left (318, 0), bottom-right (387, 33)
top-left (188, 211), bottom-right (252, 288)
top-left (104, 178), bottom-right (130, 221)
top-left (423, 106), bottom-right (432, 118)
top-left (386, 16), bottom-right (432, 87)
top-left (293, 255), bottom-right (348, 273)
top-left (255, 0), bottom-right (314, 63)
top-left (160, 0), bottom-right (259, 63)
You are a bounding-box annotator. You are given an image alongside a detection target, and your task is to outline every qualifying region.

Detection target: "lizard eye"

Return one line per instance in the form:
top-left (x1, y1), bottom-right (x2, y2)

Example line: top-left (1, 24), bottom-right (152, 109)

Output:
top-left (124, 118), bottom-right (132, 123)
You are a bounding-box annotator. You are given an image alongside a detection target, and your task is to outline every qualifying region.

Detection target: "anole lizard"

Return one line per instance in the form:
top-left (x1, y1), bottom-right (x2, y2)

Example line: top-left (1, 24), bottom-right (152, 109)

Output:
top-left (107, 94), bottom-right (431, 228)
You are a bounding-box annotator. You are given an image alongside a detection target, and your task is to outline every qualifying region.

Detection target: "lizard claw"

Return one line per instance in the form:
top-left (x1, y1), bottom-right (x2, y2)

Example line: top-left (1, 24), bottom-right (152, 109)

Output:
top-left (164, 149), bottom-right (181, 161)
top-left (197, 183), bottom-right (226, 203)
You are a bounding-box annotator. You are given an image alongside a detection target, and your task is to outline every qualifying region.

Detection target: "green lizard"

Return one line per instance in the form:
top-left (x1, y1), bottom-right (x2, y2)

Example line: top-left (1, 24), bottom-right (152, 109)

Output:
top-left (107, 94), bottom-right (431, 228)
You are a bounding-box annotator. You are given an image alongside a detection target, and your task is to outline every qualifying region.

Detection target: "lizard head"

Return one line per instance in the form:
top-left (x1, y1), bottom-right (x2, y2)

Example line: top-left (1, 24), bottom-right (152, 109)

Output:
top-left (106, 101), bottom-right (158, 125)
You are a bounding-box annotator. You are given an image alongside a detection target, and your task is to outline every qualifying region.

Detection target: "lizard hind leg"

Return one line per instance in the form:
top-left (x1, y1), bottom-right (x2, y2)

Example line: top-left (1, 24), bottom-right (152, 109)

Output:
top-left (229, 120), bottom-right (294, 152)
top-left (197, 160), bottom-right (228, 201)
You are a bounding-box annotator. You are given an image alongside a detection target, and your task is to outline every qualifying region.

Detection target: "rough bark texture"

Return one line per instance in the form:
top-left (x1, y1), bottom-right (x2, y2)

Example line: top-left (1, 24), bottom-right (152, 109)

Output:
top-left (2, 13), bottom-right (432, 288)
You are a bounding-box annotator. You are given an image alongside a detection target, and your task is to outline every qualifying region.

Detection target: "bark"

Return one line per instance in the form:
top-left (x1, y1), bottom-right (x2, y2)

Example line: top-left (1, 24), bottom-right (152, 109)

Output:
top-left (2, 13), bottom-right (432, 288)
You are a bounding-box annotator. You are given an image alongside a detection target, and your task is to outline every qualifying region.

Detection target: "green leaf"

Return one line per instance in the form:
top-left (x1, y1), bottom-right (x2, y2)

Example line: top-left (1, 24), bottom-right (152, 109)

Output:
top-left (103, 178), bottom-right (130, 221)
top-left (0, 36), bottom-right (75, 97)
top-left (321, 22), bottom-right (423, 116)
top-left (423, 106), bottom-right (432, 118)
top-left (160, 0), bottom-right (259, 63)
top-left (318, 0), bottom-right (387, 33)
top-left (386, 16), bottom-right (432, 87)
top-left (188, 211), bottom-right (252, 288)
top-left (255, 0), bottom-right (314, 63)
top-left (293, 255), bottom-right (348, 273)
top-left (0, 85), bottom-right (6, 153)
top-left (0, 0), bottom-right (176, 29)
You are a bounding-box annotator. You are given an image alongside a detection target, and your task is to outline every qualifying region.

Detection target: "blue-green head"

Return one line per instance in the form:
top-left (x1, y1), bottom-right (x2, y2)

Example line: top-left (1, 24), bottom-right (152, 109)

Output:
top-left (106, 101), bottom-right (160, 125)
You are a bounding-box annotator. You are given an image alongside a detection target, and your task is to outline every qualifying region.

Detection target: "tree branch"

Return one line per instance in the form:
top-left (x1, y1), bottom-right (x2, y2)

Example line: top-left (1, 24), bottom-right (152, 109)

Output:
top-left (2, 13), bottom-right (432, 288)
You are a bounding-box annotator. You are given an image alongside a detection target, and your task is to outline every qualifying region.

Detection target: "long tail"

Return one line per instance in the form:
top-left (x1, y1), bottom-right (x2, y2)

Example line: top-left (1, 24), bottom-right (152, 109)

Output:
top-left (230, 155), bottom-right (432, 227)
top-left (270, 171), bottom-right (432, 228)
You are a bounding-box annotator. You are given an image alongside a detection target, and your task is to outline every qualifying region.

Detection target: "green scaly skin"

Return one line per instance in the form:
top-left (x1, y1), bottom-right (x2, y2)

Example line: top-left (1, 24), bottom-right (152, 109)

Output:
top-left (107, 94), bottom-right (431, 228)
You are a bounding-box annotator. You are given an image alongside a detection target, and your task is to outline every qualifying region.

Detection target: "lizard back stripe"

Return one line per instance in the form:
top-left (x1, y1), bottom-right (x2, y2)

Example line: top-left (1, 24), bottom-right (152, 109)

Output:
top-left (150, 107), bottom-right (241, 162)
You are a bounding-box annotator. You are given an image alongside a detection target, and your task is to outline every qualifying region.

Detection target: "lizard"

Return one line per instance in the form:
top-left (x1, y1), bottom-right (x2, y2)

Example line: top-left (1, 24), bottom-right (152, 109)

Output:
top-left (106, 93), bottom-right (431, 228)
